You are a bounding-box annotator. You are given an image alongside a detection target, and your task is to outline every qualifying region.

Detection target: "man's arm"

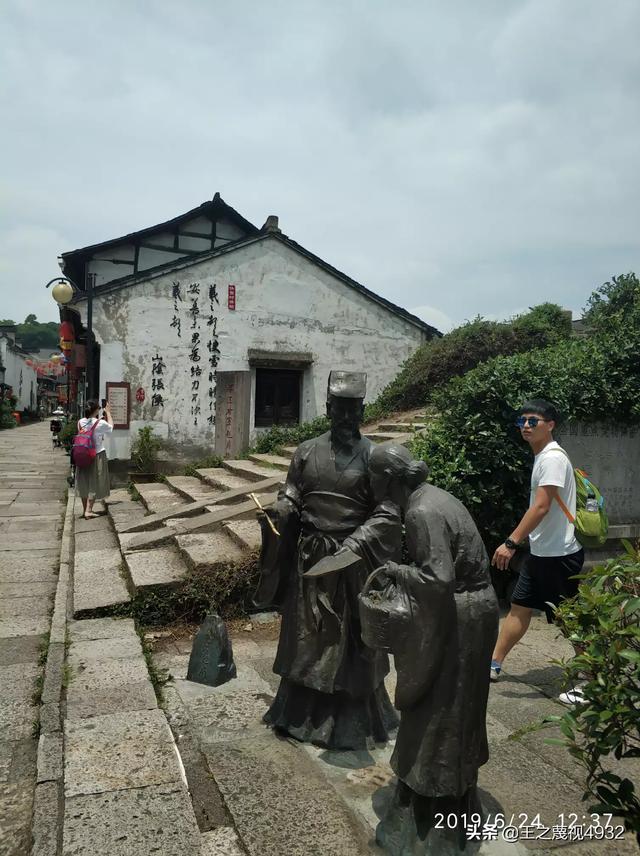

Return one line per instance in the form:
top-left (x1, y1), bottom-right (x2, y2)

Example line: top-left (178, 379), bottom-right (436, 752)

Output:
top-left (492, 484), bottom-right (558, 570)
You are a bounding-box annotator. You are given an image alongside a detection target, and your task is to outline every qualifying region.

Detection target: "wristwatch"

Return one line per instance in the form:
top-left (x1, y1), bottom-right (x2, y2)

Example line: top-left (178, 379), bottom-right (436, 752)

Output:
top-left (504, 538), bottom-right (518, 550)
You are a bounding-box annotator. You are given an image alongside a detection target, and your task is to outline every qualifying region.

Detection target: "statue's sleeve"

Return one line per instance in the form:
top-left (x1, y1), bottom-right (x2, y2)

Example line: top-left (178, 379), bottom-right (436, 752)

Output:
top-left (392, 505), bottom-right (457, 710)
top-left (342, 499), bottom-right (402, 572)
top-left (253, 447), bottom-right (303, 610)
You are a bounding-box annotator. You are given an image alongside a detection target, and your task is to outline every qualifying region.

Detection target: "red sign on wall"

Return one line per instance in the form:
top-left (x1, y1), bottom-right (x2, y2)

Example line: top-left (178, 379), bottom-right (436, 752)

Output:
top-left (136, 387), bottom-right (145, 403)
top-left (228, 284), bottom-right (236, 311)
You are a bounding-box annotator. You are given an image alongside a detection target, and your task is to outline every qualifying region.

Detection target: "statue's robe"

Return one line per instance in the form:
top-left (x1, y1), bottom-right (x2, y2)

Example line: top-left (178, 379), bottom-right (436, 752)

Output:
top-left (376, 482), bottom-right (499, 855)
top-left (255, 431), bottom-right (401, 750)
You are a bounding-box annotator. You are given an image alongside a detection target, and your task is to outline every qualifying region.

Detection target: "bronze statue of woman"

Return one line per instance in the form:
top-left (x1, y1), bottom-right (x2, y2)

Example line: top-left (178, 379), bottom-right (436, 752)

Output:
top-left (366, 444), bottom-right (499, 854)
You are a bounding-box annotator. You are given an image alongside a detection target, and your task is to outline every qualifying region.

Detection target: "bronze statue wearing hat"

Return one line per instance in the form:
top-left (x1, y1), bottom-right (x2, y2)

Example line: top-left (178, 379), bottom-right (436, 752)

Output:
top-left (255, 370), bottom-right (401, 750)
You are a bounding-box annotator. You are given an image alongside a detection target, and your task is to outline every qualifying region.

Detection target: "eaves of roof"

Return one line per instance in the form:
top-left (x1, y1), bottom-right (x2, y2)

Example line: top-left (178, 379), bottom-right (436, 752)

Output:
top-left (61, 193), bottom-right (258, 260)
top-left (70, 231), bottom-right (441, 338)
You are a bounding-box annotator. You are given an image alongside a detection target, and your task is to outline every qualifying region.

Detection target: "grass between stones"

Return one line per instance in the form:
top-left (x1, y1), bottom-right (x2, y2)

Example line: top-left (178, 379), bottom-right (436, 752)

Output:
top-left (81, 550), bottom-right (261, 630)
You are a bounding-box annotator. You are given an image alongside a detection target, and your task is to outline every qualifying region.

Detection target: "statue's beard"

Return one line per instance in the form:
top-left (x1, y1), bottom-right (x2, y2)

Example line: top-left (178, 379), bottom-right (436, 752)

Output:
top-left (331, 423), bottom-right (360, 446)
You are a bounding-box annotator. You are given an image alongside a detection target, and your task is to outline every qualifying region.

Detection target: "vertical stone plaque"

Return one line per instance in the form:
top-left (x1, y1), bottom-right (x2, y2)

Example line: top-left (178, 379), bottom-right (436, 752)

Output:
top-left (214, 371), bottom-right (251, 458)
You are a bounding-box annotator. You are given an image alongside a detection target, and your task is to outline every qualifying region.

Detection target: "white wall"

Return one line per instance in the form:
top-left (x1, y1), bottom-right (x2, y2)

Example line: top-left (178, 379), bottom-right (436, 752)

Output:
top-left (0, 339), bottom-right (38, 411)
top-left (79, 235), bottom-right (428, 459)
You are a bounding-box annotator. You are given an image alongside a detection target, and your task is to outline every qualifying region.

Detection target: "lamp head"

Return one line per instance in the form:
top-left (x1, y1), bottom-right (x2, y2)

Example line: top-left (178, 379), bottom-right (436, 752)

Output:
top-left (51, 279), bottom-right (74, 305)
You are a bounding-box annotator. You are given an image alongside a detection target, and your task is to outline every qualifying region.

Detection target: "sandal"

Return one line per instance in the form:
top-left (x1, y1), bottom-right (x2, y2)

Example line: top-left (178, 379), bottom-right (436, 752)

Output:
top-left (84, 512), bottom-right (98, 519)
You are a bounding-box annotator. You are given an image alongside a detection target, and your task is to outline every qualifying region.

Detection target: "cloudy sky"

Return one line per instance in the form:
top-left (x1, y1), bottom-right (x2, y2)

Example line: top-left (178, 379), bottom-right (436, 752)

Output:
top-left (2, 0), bottom-right (639, 332)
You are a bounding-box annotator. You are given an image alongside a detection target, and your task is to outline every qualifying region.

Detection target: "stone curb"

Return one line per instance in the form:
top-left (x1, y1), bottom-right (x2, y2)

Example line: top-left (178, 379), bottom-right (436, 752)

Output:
top-left (31, 489), bottom-right (75, 856)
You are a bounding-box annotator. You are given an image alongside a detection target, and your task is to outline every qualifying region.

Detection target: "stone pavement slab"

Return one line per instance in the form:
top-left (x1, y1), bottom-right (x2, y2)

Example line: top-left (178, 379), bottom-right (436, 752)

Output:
top-left (74, 514), bottom-right (111, 533)
top-left (0, 502), bottom-right (62, 517)
top-left (0, 615), bottom-right (50, 639)
top-left (124, 545), bottom-right (187, 590)
top-left (67, 635), bottom-right (142, 665)
top-left (74, 528), bottom-right (119, 552)
top-left (0, 634), bottom-right (42, 666)
top-left (73, 547), bottom-right (130, 614)
top-left (200, 827), bottom-right (246, 855)
top-left (64, 708), bottom-right (182, 797)
top-left (0, 663), bottom-right (40, 701)
top-left (0, 595), bottom-right (53, 618)
top-left (0, 779), bottom-right (35, 856)
top-left (65, 656), bottom-right (157, 720)
top-left (68, 617), bottom-right (137, 642)
top-left (62, 783), bottom-right (201, 856)
top-left (0, 698), bottom-right (36, 741)
top-left (0, 581), bottom-right (57, 599)
top-left (203, 733), bottom-right (372, 856)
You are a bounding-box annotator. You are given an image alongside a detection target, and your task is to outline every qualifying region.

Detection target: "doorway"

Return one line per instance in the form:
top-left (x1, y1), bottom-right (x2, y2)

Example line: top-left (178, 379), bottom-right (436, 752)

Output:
top-left (254, 368), bottom-right (301, 428)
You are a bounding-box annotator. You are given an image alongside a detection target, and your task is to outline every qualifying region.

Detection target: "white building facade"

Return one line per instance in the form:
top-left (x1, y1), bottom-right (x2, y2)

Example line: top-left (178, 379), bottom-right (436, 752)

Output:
top-left (61, 195), bottom-right (438, 460)
top-left (0, 328), bottom-right (38, 412)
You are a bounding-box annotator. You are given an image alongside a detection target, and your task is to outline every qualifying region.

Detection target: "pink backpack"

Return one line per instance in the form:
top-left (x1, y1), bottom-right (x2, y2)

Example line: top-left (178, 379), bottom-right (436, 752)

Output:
top-left (72, 419), bottom-right (99, 468)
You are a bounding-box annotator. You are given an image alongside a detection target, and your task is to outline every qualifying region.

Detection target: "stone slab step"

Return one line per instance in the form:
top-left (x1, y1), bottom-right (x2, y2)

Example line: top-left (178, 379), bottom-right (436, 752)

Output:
top-left (223, 519), bottom-right (262, 551)
top-left (282, 446), bottom-right (298, 457)
top-left (124, 545), bottom-right (188, 592)
top-left (247, 453), bottom-right (291, 471)
top-left (118, 477), bottom-right (282, 534)
top-left (364, 432), bottom-right (413, 446)
top-left (196, 468), bottom-right (257, 492)
top-left (377, 422), bottom-right (427, 432)
top-left (164, 476), bottom-right (220, 502)
top-left (176, 530), bottom-right (245, 572)
top-left (222, 459), bottom-right (280, 482)
top-left (135, 483), bottom-right (189, 515)
top-left (123, 494), bottom-right (277, 552)
top-left (73, 548), bottom-right (131, 615)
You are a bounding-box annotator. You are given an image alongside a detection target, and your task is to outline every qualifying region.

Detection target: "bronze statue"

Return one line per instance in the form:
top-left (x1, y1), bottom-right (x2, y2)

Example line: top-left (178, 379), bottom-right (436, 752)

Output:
top-left (363, 444), bottom-right (499, 854)
top-left (255, 371), bottom-right (401, 750)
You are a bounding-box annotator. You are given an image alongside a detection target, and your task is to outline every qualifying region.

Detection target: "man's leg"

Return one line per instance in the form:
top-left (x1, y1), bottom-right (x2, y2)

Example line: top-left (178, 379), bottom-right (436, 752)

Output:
top-left (492, 604), bottom-right (533, 665)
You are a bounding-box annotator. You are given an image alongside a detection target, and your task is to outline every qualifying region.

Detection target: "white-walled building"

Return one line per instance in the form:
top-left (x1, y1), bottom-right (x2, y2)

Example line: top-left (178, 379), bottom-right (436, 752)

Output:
top-left (0, 326), bottom-right (38, 412)
top-left (60, 194), bottom-right (438, 460)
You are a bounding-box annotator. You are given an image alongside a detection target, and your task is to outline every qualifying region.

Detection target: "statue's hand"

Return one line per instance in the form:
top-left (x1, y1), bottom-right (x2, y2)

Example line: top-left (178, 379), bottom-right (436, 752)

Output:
top-left (380, 561), bottom-right (400, 580)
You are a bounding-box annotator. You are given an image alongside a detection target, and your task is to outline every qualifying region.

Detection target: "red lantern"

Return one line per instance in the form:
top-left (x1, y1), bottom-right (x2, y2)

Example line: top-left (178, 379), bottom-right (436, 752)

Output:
top-left (59, 321), bottom-right (74, 352)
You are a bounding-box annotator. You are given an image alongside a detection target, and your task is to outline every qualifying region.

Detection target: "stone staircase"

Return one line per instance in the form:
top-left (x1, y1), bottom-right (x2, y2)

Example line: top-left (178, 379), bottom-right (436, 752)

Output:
top-left (72, 417), bottom-right (429, 617)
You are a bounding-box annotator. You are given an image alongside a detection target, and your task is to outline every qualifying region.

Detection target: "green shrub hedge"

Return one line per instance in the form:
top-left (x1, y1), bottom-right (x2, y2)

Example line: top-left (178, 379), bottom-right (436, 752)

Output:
top-left (549, 544), bottom-right (640, 841)
top-left (365, 303), bottom-right (572, 420)
top-left (251, 415), bottom-right (330, 455)
top-left (411, 283), bottom-right (640, 548)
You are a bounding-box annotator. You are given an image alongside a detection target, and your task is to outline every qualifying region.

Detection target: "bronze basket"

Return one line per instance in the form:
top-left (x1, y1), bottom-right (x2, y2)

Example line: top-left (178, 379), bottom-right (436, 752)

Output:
top-left (358, 566), bottom-right (412, 653)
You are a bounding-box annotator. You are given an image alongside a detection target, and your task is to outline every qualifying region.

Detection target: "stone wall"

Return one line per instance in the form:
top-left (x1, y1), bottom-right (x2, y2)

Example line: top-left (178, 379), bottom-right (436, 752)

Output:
top-left (557, 422), bottom-right (639, 525)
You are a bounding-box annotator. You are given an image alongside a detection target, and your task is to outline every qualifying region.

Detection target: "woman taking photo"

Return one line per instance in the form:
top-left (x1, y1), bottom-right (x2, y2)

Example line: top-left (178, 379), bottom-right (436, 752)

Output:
top-left (76, 399), bottom-right (113, 519)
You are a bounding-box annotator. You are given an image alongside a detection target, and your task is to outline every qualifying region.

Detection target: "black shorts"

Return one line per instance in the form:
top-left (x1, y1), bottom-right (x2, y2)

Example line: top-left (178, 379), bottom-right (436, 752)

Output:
top-left (510, 549), bottom-right (584, 622)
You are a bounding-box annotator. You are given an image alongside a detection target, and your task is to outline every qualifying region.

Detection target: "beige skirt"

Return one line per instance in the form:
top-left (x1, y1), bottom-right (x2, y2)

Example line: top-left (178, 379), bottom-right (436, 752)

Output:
top-left (76, 450), bottom-right (111, 500)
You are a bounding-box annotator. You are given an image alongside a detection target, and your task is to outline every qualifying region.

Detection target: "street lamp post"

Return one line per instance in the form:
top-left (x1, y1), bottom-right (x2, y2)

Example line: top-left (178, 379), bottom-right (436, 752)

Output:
top-left (85, 271), bottom-right (96, 400)
top-left (46, 273), bottom-right (96, 403)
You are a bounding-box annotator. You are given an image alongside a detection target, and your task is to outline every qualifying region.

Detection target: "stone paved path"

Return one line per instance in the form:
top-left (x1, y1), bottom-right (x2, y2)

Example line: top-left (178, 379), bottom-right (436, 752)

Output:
top-left (0, 423), bottom-right (68, 856)
top-left (153, 613), bottom-right (640, 855)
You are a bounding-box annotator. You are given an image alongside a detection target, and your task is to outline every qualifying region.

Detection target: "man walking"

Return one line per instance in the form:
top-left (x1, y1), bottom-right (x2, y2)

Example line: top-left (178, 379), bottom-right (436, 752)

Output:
top-left (490, 399), bottom-right (584, 699)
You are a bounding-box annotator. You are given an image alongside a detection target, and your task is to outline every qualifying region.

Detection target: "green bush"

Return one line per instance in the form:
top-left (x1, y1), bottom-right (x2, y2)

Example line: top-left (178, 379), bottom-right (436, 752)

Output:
top-left (410, 294), bottom-right (640, 548)
top-left (251, 415), bottom-right (330, 455)
top-left (130, 425), bottom-right (163, 473)
top-left (127, 551), bottom-right (260, 626)
top-left (547, 544), bottom-right (640, 842)
top-left (366, 303), bottom-right (572, 420)
top-left (584, 272), bottom-right (640, 332)
top-left (0, 397), bottom-right (16, 429)
top-left (58, 421), bottom-right (76, 452)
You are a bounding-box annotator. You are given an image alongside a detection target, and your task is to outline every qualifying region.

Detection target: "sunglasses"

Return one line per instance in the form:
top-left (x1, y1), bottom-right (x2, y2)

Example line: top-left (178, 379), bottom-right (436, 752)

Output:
top-left (515, 416), bottom-right (546, 428)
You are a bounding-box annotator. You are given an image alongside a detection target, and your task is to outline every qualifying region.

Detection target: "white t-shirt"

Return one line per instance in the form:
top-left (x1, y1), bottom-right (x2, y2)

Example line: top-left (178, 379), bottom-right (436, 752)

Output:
top-left (77, 417), bottom-right (113, 457)
top-left (529, 441), bottom-right (580, 558)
